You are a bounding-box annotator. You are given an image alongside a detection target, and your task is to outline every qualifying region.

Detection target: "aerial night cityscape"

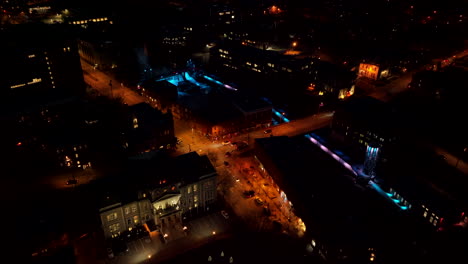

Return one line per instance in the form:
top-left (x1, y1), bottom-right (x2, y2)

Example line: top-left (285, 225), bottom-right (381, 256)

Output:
top-left (2, 0), bottom-right (467, 263)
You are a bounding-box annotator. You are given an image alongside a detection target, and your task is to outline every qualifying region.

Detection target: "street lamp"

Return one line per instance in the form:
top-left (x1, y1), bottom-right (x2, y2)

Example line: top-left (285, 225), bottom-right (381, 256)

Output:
top-left (109, 80), bottom-right (113, 98)
top-left (455, 147), bottom-right (467, 168)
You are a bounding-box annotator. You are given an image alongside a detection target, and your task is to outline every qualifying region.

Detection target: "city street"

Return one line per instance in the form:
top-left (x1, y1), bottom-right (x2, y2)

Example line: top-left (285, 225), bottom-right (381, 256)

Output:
top-left (81, 64), bottom-right (323, 261)
top-left (81, 60), bottom-right (145, 106)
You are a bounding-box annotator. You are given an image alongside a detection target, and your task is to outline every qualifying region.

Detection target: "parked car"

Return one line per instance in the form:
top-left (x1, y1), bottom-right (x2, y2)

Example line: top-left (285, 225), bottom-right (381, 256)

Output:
top-left (264, 129), bottom-right (272, 134)
top-left (107, 248), bottom-right (114, 259)
top-left (243, 190), bottom-right (255, 198)
top-left (221, 210), bottom-right (229, 219)
top-left (222, 140), bottom-right (231, 145)
top-left (236, 141), bottom-right (248, 150)
top-left (254, 197), bottom-right (265, 206)
top-left (112, 239), bottom-right (129, 255)
top-left (263, 206), bottom-right (271, 216)
top-left (66, 179), bottom-right (77, 185)
top-left (225, 151), bottom-right (231, 157)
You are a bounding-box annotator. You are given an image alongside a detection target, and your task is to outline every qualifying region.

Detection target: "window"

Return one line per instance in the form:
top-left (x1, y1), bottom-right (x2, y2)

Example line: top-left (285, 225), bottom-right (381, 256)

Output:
top-left (194, 195), bottom-right (198, 203)
top-left (423, 211), bottom-right (428, 218)
top-left (187, 186), bottom-right (192, 194)
top-left (107, 212), bottom-right (118, 221)
top-left (109, 223), bottom-right (120, 233)
top-left (133, 215), bottom-right (139, 224)
top-left (125, 207), bottom-right (130, 215)
top-left (131, 205), bottom-right (137, 213)
top-left (193, 184), bottom-right (197, 192)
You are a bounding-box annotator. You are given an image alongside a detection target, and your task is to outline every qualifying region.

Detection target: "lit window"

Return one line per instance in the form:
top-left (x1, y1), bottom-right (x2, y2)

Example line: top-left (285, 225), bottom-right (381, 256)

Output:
top-left (107, 212), bottom-right (118, 221)
top-left (187, 186), bottom-right (191, 194)
top-left (109, 223), bottom-right (120, 233)
top-left (193, 184), bottom-right (197, 192)
top-left (131, 205), bottom-right (137, 213)
top-left (125, 207), bottom-right (130, 214)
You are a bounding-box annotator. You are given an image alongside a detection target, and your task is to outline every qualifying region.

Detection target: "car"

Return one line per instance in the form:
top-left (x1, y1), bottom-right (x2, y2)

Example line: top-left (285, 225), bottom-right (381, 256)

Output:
top-left (236, 142), bottom-right (248, 150)
top-left (66, 179), bottom-right (77, 185)
top-left (112, 240), bottom-right (129, 255)
top-left (221, 210), bottom-right (229, 219)
top-left (107, 248), bottom-right (114, 259)
top-left (224, 161), bottom-right (230, 167)
top-left (243, 190), bottom-right (255, 198)
top-left (263, 206), bottom-right (271, 216)
top-left (225, 151), bottom-right (231, 157)
top-left (222, 140), bottom-right (231, 145)
top-left (254, 197), bottom-right (264, 206)
top-left (264, 129), bottom-right (272, 134)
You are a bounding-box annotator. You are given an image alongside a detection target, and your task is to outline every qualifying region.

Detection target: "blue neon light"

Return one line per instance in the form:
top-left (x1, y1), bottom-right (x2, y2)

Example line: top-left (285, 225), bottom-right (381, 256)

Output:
top-left (305, 134), bottom-right (407, 211)
top-left (369, 181), bottom-right (407, 210)
top-left (184, 72), bottom-right (203, 87)
top-left (273, 109), bottom-right (290, 123)
top-left (203, 75), bottom-right (238, 91)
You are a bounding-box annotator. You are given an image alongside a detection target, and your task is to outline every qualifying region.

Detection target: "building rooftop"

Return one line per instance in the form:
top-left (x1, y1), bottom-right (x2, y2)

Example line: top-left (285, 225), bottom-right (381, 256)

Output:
top-left (334, 96), bottom-right (398, 136)
top-left (255, 136), bottom-right (414, 257)
top-left (232, 96), bottom-right (271, 113)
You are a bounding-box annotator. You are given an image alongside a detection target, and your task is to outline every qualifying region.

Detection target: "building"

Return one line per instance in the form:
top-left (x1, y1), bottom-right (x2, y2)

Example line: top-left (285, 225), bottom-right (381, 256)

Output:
top-left (78, 39), bottom-right (119, 70)
top-left (211, 43), bottom-right (355, 100)
top-left (125, 103), bottom-right (176, 154)
top-left (140, 73), bottom-right (271, 137)
top-left (358, 63), bottom-right (390, 80)
top-left (99, 152), bottom-right (217, 239)
top-left (232, 96), bottom-right (272, 129)
top-left (253, 135), bottom-right (422, 263)
top-left (331, 96), bottom-right (399, 151)
top-left (99, 196), bottom-right (153, 239)
top-left (0, 24), bottom-right (85, 111)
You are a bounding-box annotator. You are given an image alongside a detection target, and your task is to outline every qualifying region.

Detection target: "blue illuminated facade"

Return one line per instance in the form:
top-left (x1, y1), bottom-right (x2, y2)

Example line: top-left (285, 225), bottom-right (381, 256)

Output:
top-left (364, 144), bottom-right (379, 177)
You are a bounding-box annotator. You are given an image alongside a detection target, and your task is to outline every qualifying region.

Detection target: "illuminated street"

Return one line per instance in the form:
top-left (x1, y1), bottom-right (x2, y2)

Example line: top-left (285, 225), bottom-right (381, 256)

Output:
top-left (81, 60), bottom-right (145, 106)
top-left (9, 2), bottom-right (467, 263)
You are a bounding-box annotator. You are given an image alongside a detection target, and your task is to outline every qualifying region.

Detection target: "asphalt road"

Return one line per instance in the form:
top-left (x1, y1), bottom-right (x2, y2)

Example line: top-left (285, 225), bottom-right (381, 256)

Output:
top-left (81, 60), bottom-right (145, 106)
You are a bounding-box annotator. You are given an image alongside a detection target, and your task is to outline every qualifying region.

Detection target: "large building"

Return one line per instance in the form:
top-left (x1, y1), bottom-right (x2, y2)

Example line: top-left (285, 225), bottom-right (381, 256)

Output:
top-left (253, 135), bottom-right (423, 263)
top-left (99, 152), bottom-right (217, 239)
top-left (140, 74), bottom-right (272, 137)
top-left (331, 96), bottom-right (399, 151)
top-left (125, 103), bottom-right (176, 153)
top-left (0, 24), bottom-right (85, 111)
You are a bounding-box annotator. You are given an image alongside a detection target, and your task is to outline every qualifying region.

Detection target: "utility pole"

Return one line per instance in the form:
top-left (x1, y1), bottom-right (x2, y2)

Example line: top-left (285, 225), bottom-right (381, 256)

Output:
top-left (109, 80), bottom-right (113, 98)
top-left (455, 147), bottom-right (467, 168)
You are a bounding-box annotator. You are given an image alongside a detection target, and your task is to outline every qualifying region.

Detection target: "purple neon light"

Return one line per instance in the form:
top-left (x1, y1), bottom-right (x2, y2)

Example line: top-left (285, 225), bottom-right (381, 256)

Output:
top-left (307, 133), bottom-right (408, 211)
top-left (307, 134), bottom-right (357, 175)
top-left (224, 84), bottom-right (237, 91)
